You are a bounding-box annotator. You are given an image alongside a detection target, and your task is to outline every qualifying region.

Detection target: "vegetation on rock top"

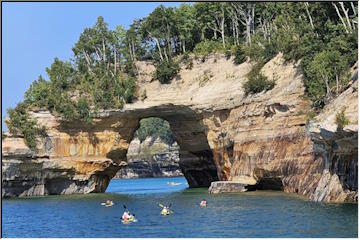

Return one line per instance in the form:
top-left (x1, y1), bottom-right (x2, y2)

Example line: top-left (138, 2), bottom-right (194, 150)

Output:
top-left (5, 2), bottom-right (358, 148)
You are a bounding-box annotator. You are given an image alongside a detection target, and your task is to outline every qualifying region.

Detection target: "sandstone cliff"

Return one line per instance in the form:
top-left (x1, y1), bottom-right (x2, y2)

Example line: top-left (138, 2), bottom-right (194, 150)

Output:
top-left (2, 53), bottom-right (357, 202)
top-left (114, 137), bottom-right (181, 179)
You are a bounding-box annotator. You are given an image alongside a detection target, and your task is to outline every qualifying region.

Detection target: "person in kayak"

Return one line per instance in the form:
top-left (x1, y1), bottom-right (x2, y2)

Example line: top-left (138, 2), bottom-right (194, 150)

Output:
top-left (200, 199), bottom-right (207, 207)
top-left (161, 206), bottom-right (170, 215)
top-left (122, 210), bottom-right (131, 221)
top-left (159, 203), bottom-right (172, 215)
top-left (102, 199), bottom-right (114, 207)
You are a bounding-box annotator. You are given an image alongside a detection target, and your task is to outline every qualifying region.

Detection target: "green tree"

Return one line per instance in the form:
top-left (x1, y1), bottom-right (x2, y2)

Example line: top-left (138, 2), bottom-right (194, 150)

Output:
top-left (6, 102), bottom-right (42, 150)
top-left (24, 75), bottom-right (51, 107)
top-left (306, 50), bottom-right (348, 101)
top-left (174, 4), bottom-right (198, 53)
top-left (154, 60), bottom-right (179, 84)
top-left (46, 58), bottom-right (75, 92)
top-left (134, 117), bottom-right (174, 145)
top-left (336, 107), bottom-right (350, 130)
top-left (142, 5), bottom-right (176, 62)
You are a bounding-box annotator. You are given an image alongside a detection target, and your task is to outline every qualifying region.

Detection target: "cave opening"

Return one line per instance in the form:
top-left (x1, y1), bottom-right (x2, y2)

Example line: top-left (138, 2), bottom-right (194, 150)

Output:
top-left (107, 117), bottom-right (189, 194)
top-left (106, 108), bottom-right (220, 193)
top-left (117, 117), bottom-right (183, 179)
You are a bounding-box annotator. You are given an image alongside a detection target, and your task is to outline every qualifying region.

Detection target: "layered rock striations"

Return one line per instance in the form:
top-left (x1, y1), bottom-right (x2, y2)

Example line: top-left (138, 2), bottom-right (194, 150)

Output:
top-left (114, 137), bottom-right (182, 179)
top-left (307, 79), bottom-right (358, 202)
top-left (2, 53), bottom-right (358, 202)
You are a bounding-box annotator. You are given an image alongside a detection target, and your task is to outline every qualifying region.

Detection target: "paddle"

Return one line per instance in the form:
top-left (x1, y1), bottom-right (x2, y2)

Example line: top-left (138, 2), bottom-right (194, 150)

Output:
top-left (123, 204), bottom-right (135, 217)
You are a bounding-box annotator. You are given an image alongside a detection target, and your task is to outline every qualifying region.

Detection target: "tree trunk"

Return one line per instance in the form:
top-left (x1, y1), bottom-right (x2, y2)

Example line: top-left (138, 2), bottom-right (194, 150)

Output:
top-left (163, 47), bottom-right (169, 62)
top-left (214, 28), bottom-right (217, 39)
top-left (232, 19), bottom-right (236, 43)
top-left (83, 50), bottom-right (94, 75)
top-left (221, 14), bottom-right (225, 48)
top-left (154, 37), bottom-right (164, 61)
top-left (325, 75), bottom-right (330, 95)
top-left (339, 2), bottom-right (353, 32)
top-left (128, 43), bottom-right (133, 61)
top-left (114, 47), bottom-right (117, 75)
top-left (102, 39), bottom-right (106, 62)
top-left (246, 19), bottom-right (251, 46)
top-left (235, 21), bottom-right (240, 45)
top-left (336, 73), bottom-right (339, 95)
top-left (182, 39), bottom-right (186, 53)
top-left (251, 6), bottom-right (255, 34)
top-left (166, 23), bottom-right (172, 56)
top-left (350, 2), bottom-right (357, 16)
top-left (332, 2), bottom-right (350, 33)
top-left (95, 48), bottom-right (101, 61)
top-left (304, 2), bottom-right (315, 29)
top-left (132, 40), bottom-right (136, 61)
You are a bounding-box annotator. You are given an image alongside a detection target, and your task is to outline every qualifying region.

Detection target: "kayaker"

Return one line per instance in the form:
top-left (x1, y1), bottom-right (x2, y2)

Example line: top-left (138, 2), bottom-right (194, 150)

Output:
top-left (159, 203), bottom-right (172, 215)
top-left (200, 199), bottom-right (207, 207)
top-left (105, 199), bottom-right (114, 206)
top-left (122, 210), bottom-right (131, 221)
top-left (161, 206), bottom-right (170, 215)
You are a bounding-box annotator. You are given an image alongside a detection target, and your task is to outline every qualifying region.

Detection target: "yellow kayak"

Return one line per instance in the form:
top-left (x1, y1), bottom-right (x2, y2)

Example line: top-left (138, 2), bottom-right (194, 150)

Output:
top-left (121, 216), bottom-right (137, 224)
top-left (160, 209), bottom-right (173, 216)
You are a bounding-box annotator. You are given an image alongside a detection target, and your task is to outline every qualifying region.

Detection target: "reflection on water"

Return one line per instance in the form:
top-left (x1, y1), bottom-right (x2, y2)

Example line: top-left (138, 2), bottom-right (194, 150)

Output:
top-left (2, 177), bottom-right (358, 238)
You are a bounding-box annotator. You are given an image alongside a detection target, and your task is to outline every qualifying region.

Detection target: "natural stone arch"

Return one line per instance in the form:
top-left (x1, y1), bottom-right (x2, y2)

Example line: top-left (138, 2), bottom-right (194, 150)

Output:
top-left (105, 104), bottom-right (219, 188)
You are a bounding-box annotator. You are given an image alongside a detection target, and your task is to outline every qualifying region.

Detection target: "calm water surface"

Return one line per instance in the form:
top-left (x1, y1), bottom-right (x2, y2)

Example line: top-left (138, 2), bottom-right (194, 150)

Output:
top-left (2, 177), bottom-right (358, 237)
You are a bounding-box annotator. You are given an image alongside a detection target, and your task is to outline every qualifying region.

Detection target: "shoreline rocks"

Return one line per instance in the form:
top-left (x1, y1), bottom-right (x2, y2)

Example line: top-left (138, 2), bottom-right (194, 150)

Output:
top-left (208, 181), bottom-right (255, 193)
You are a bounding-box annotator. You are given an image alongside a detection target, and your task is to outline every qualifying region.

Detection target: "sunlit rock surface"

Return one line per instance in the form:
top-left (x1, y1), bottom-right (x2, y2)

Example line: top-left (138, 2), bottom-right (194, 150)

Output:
top-left (2, 54), bottom-right (357, 202)
top-left (114, 137), bottom-right (182, 178)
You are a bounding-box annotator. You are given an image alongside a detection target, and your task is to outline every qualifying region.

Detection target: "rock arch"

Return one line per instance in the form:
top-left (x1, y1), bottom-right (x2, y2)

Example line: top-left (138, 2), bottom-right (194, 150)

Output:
top-left (2, 54), bottom-right (357, 202)
top-left (104, 104), bottom-right (220, 188)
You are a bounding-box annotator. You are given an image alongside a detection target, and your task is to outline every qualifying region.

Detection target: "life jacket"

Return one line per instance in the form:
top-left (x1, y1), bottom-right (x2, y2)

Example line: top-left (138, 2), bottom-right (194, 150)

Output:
top-left (161, 208), bottom-right (169, 215)
top-left (122, 211), bottom-right (130, 220)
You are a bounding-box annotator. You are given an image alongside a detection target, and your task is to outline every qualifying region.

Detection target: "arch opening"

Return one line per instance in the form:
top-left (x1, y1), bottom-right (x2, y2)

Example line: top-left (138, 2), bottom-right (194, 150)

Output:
top-left (115, 117), bottom-right (183, 179)
top-left (109, 109), bottom-right (219, 188)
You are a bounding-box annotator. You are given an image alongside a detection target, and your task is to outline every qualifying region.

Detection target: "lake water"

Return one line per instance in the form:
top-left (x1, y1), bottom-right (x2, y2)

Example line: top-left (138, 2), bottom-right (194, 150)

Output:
top-left (2, 177), bottom-right (358, 237)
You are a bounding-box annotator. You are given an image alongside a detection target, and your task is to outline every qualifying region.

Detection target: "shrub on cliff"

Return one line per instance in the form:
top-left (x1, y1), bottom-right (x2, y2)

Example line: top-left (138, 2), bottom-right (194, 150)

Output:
top-left (6, 102), bottom-right (45, 150)
top-left (154, 60), bottom-right (180, 84)
top-left (335, 107), bottom-right (350, 130)
top-left (193, 40), bottom-right (224, 56)
top-left (233, 45), bottom-right (246, 65)
top-left (243, 63), bottom-right (275, 95)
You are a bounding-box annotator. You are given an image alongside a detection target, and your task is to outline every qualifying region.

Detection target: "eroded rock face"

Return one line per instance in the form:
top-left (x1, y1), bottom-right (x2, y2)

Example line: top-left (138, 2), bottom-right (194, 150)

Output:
top-left (2, 111), bottom-right (133, 197)
top-left (307, 80), bottom-right (358, 203)
top-left (208, 181), bottom-right (253, 193)
top-left (114, 137), bottom-right (182, 179)
top-left (2, 54), bottom-right (357, 202)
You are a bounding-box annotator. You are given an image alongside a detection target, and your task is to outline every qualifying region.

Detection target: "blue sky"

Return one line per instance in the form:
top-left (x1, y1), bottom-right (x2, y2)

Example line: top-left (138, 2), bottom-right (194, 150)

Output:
top-left (2, 2), bottom-right (182, 131)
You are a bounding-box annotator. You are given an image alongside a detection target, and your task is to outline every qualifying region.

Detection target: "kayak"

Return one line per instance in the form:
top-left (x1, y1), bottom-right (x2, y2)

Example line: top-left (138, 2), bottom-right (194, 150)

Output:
top-left (121, 217), bottom-right (137, 224)
top-left (161, 210), bottom-right (173, 216)
top-left (101, 202), bottom-right (114, 207)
